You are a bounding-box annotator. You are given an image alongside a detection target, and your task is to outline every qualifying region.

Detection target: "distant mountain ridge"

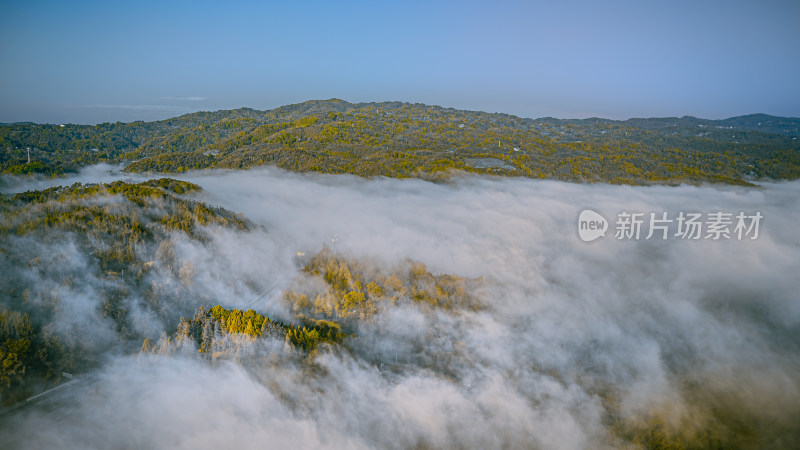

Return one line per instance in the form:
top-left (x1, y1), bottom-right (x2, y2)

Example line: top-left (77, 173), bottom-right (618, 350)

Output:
top-left (116, 99), bottom-right (800, 136)
top-left (621, 113), bottom-right (800, 136)
top-left (1, 99), bottom-right (799, 185)
top-left (5, 100), bottom-right (799, 132)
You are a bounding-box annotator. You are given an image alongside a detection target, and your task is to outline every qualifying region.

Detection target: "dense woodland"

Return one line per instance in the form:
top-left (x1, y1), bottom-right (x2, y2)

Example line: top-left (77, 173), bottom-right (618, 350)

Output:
top-left (2, 100), bottom-right (799, 184)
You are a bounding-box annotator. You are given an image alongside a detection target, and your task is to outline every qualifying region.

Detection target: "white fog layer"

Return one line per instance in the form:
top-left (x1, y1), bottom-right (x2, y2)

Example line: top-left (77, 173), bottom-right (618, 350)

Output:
top-left (1, 166), bottom-right (799, 449)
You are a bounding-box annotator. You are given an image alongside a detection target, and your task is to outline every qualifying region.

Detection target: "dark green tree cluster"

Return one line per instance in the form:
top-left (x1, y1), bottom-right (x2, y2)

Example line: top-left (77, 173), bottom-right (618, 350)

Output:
top-left (0, 307), bottom-right (68, 405)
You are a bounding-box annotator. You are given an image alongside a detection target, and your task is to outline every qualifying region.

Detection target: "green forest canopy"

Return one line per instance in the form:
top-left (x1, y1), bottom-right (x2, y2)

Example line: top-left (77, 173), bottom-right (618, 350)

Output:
top-left (2, 100), bottom-right (798, 185)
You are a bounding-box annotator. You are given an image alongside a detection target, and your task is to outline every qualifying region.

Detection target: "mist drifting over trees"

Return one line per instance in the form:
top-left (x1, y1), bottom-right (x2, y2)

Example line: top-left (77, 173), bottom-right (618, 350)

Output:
top-left (1, 167), bottom-right (799, 448)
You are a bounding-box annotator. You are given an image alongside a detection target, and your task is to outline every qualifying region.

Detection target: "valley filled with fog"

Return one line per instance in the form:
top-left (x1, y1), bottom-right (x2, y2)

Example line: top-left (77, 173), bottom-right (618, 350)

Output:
top-left (1, 166), bottom-right (799, 449)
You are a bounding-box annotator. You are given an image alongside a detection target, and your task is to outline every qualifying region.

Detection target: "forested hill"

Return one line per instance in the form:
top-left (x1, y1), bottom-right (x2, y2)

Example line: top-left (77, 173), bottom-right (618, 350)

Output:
top-left (2, 99), bottom-right (799, 185)
top-left (0, 178), bottom-right (249, 404)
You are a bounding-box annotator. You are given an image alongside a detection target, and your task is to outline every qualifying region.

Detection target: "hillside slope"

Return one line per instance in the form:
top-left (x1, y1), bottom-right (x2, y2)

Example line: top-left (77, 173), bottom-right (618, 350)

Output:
top-left (2, 100), bottom-right (798, 185)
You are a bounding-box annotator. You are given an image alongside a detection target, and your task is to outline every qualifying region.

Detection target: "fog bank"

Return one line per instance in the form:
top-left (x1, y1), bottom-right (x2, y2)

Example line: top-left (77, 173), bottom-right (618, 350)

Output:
top-left (2, 167), bottom-right (799, 448)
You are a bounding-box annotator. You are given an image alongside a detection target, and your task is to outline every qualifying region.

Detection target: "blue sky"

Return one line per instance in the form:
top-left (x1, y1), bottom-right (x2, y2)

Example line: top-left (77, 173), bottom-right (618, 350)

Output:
top-left (1, 0), bottom-right (798, 124)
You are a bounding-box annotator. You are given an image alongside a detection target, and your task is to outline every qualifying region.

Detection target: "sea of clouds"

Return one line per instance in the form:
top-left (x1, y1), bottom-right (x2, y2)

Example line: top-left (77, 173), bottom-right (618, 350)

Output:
top-left (1, 166), bottom-right (798, 448)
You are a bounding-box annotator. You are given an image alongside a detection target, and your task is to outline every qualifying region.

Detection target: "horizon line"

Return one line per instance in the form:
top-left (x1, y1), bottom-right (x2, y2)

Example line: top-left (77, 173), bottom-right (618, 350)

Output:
top-left (2, 99), bottom-right (798, 126)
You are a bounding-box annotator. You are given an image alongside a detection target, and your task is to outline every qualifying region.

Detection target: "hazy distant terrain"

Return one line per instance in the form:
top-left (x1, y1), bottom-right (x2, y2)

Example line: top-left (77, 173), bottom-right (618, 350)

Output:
top-left (1, 166), bottom-right (799, 449)
top-left (2, 100), bottom-right (799, 185)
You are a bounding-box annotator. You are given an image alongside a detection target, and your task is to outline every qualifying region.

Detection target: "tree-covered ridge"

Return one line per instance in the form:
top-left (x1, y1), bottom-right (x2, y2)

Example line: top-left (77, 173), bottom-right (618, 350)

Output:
top-left (166, 305), bottom-right (344, 356)
top-left (5, 177), bottom-right (200, 205)
top-left (2, 178), bottom-right (246, 245)
top-left (0, 179), bottom-right (248, 404)
top-left (164, 247), bottom-right (483, 357)
top-left (285, 246), bottom-right (484, 325)
top-left (2, 99), bottom-right (799, 184)
top-left (0, 107), bottom-right (289, 176)
top-left (120, 102), bottom-right (800, 184)
top-left (0, 307), bottom-right (66, 403)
